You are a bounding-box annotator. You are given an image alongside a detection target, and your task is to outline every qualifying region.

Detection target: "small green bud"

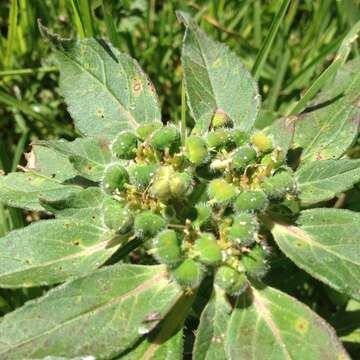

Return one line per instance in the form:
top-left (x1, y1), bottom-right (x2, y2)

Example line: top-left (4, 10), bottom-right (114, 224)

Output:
top-left (112, 131), bottom-right (138, 159)
top-left (241, 243), bottom-right (269, 279)
top-left (136, 123), bottom-right (162, 141)
top-left (250, 131), bottom-right (274, 153)
top-left (231, 130), bottom-right (249, 146)
top-left (152, 229), bottom-right (182, 267)
top-left (231, 146), bottom-right (257, 170)
top-left (215, 266), bottom-right (248, 296)
top-left (150, 126), bottom-right (180, 151)
top-left (102, 164), bottom-right (129, 194)
top-left (169, 172), bottom-right (192, 198)
top-left (194, 233), bottom-right (222, 265)
top-left (212, 110), bottom-right (232, 129)
top-left (102, 198), bottom-right (133, 234)
top-left (262, 170), bottom-right (296, 199)
top-left (261, 150), bottom-right (285, 169)
top-left (134, 211), bottom-right (166, 238)
top-left (208, 179), bottom-right (237, 204)
top-left (150, 166), bottom-right (174, 200)
top-left (193, 203), bottom-right (212, 229)
top-left (206, 129), bottom-right (233, 149)
top-left (129, 163), bottom-right (159, 189)
top-left (172, 259), bottom-right (205, 289)
top-left (234, 190), bottom-right (268, 213)
top-left (185, 136), bottom-right (209, 165)
top-left (228, 212), bottom-right (258, 246)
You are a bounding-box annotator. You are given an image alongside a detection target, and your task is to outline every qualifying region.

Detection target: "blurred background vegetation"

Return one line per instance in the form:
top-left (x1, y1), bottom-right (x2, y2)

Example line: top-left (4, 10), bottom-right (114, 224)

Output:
top-left (0, 0), bottom-right (360, 354)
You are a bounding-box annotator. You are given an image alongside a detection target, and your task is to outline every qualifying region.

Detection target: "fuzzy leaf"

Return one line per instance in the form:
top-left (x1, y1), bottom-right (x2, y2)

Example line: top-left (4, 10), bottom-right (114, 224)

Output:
top-left (193, 286), bottom-right (231, 360)
top-left (293, 57), bottom-right (360, 162)
top-left (177, 11), bottom-right (260, 134)
top-left (0, 172), bottom-right (80, 211)
top-left (0, 264), bottom-right (182, 359)
top-left (40, 25), bottom-right (162, 139)
top-left (272, 208), bottom-right (360, 301)
top-left (296, 159), bottom-right (360, 205)
top-left (0, 218), bottom-right (119, 287)
top-left (226, 285), bottom-right (349, 360)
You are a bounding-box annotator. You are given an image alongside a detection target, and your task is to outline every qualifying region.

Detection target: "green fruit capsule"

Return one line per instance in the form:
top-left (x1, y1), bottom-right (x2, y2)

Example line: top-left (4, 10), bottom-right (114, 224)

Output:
top-left (212, 110), bottom-right (232, 129)
top-left (262, 171), bottom-right (296, 199)
top-left (172, 259), bottom-right (205, 289)
top-left (234, 190), bottom-right (268, 213)
top-left (194, 233), bottom-right (222, 265)
top-left (134, 211), bottom-right (166, 238)
top-left (207, 129), bottom-right (233, 149)
top-left (241, 243), bottom-right (269, 279)
top-left (193, 203), bottom-right (212, 229)
top-left (136, 123), bottom-right (162, 141)
top-left (250, 131), bottom-right (274, 153)
top-left (231, 146), bottom-right (257, 170)
top-left (231, 130), bottom-right (249, 146)
top-left (215, 266), bottom-right (248, 296)
top-left (228, 212), bottom-right (258, 246)
top-left (152, 229), bottom-right (182, 266)
top-left (169, 172), bottom-right (192, 198)
top-left (150, 126), bottom-right (180, 151)
top-left (102, 198), bottom-right (133, 234)
top-left (185, 136), bottom-right (209, 165)
top-left (112, 131), bottom-right (138, 159)
top-left (150, 166), bottom-right (174, 200)
top-left (102, 164), bottom-right (129, 194)
top-left (208, 179), bottom-right (237, 204)
top-left (129, 163), bottom-right (159, 189)
top-left (261, 150), bottom-right (285, 169)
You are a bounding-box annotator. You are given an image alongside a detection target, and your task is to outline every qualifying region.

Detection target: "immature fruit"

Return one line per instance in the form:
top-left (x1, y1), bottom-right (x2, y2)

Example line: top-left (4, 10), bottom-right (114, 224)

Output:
top-left (102, 164), bottom-right (129, 194)
top-left (185, 136), bottom-right (209, 165)
top-left (193, 203), bottom-right (212, 229)
top-left (134, 211), bottom-right (166, 238)
top-left (194, 233), bottom-right (222, 265)
top-left (152, 230), bottom-right (182, 267)
top-left (250, 131), bottom-right (274, 153)
top-left (215, 265), bottom-right (248, 296)
top-left (234, 190), bottom-right (268, 212)
top-left (231, 129), bottom-right (248, 146)
top-left (212, 110), bottom-right (232, 128)
top-left (207, 129), bottom-right (233, 149)
top-left (169, 172), bottom-right (192, 198)
top-left (128, 163), bottom-right (159, 189)
top-left (228, 212), bottom-right (258, 246)
top-left (262, 170), bottom-right (296, 199)
top-left (112, 131), bottom-right (138, 159)
top-left (241, 243), bottom-right (269, 279)
top-left (150, 166), bottom-right (174, 200)
top-left (208, 179), bottom-right (237, 204)
top-left (102, 198), bottom-right (133, 234)
top-left (172, 259), bottom-right (205, 289)
top-left (150, 126), bottom-right (180, 151)
top-left (136, 122), bottom-right (162, 140)
top-left (261, 150), bottom-right (285, 169)
top-left (231, 146), bottom-right (257, 170)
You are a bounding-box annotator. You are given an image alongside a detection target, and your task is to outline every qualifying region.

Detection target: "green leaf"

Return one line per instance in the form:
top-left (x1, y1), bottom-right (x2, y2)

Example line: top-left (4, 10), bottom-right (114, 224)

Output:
top-left (177, 11), bottom-right (260, 134)
top-left (40, 25), bottom-right (162, 139)
top-left (271, 208), bottom-right (360, 301)
top-left (0, 172), bottom-right (80, 211)
top-left (193, 286), bottom-right (231, 360)
top-left (0, 264), bottom-right (182, 359)
top-left (293, 57), bottom-right (360, 163)
top-left (263, 116), bottom-right (295, 152)
top-left (296, 159), bottom-right (360, 205)
top-left (0, 218), bottom-right (120, 287)
top-left (226, 285), bottom-right (349, 360)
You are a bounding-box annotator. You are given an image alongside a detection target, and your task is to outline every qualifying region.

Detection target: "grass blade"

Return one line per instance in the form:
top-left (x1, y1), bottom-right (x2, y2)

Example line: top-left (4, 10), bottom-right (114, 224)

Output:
top-left (3, 0), bottom-right (18, 69)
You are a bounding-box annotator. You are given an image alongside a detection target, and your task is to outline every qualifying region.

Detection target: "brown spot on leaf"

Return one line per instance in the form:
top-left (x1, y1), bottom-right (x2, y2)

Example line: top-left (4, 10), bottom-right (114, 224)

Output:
top-left (132, 78), bottom-right (143, 96)
top-left (95, 108), bottom-right (105, 118)
top-left (294, 317), bottom-right (309, 335)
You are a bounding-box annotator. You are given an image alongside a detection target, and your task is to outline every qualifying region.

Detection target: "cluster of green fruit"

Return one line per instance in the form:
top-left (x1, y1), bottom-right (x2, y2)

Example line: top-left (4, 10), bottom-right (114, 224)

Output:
top-left (100, 111), bottom-right (298, 296)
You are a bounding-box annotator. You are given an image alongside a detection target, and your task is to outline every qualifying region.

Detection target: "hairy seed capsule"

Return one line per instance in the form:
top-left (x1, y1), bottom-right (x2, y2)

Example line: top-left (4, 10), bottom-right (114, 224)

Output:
top-left (169, 172), bottom-right (192, 198)
top-left (102, 198), bottom-right (133, 234)
top-left (172, 259), bottom-right (205, 289)
top-left (231, 146), bottom-right (257, 170)
top-left (262, 170), bottom-right (296, 199)
top-left (241, 243), bottom-right (269, 279)
top-left (112, 131), bottom-right (138, 159)
top-left (193, 203), bottom-right (212, 229)
top-left (215, 266), bottom-right (248, 296)
top-left (150, 166), bottom-right (174, 200)
top-left (150, 126), bottom-right (180, 151)
top-left (185, 136), bottom-right (209, 165)
top-left (136, 123), bottom-right (162, 141)
top-left (129, 163), bottom-right (159, 189)
top-left (261, 150), bottom-right (285, 169)
top-left (250, 131), bottom-right (274, 153)
top-left (212, 110), bottom-right (232, 129)
top-left (208, 179), bottom-right (237, 204)
top-left (207, 129), bottom-right (233, 149)
top-left (152, 229), bottom-right (182, 267)
top-left (194, 233), bottom-right (222, 265)
top-left (102, 164), bottom-right (129, 194)
top-left (234, 190), bottom-right (268, 213)
top-left (134, 211), bottom-right (166, 238)
top-left (231, 129), bottom-right (249, 146)
top-left (228, 212), bottom-right (258, 246)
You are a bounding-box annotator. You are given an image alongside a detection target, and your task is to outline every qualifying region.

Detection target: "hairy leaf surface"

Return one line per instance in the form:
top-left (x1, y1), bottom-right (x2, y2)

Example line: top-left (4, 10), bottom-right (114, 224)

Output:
top-left (272, 208), bottom-right (360, 301)
top-left (0, 264), bottom-right (181, 359)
